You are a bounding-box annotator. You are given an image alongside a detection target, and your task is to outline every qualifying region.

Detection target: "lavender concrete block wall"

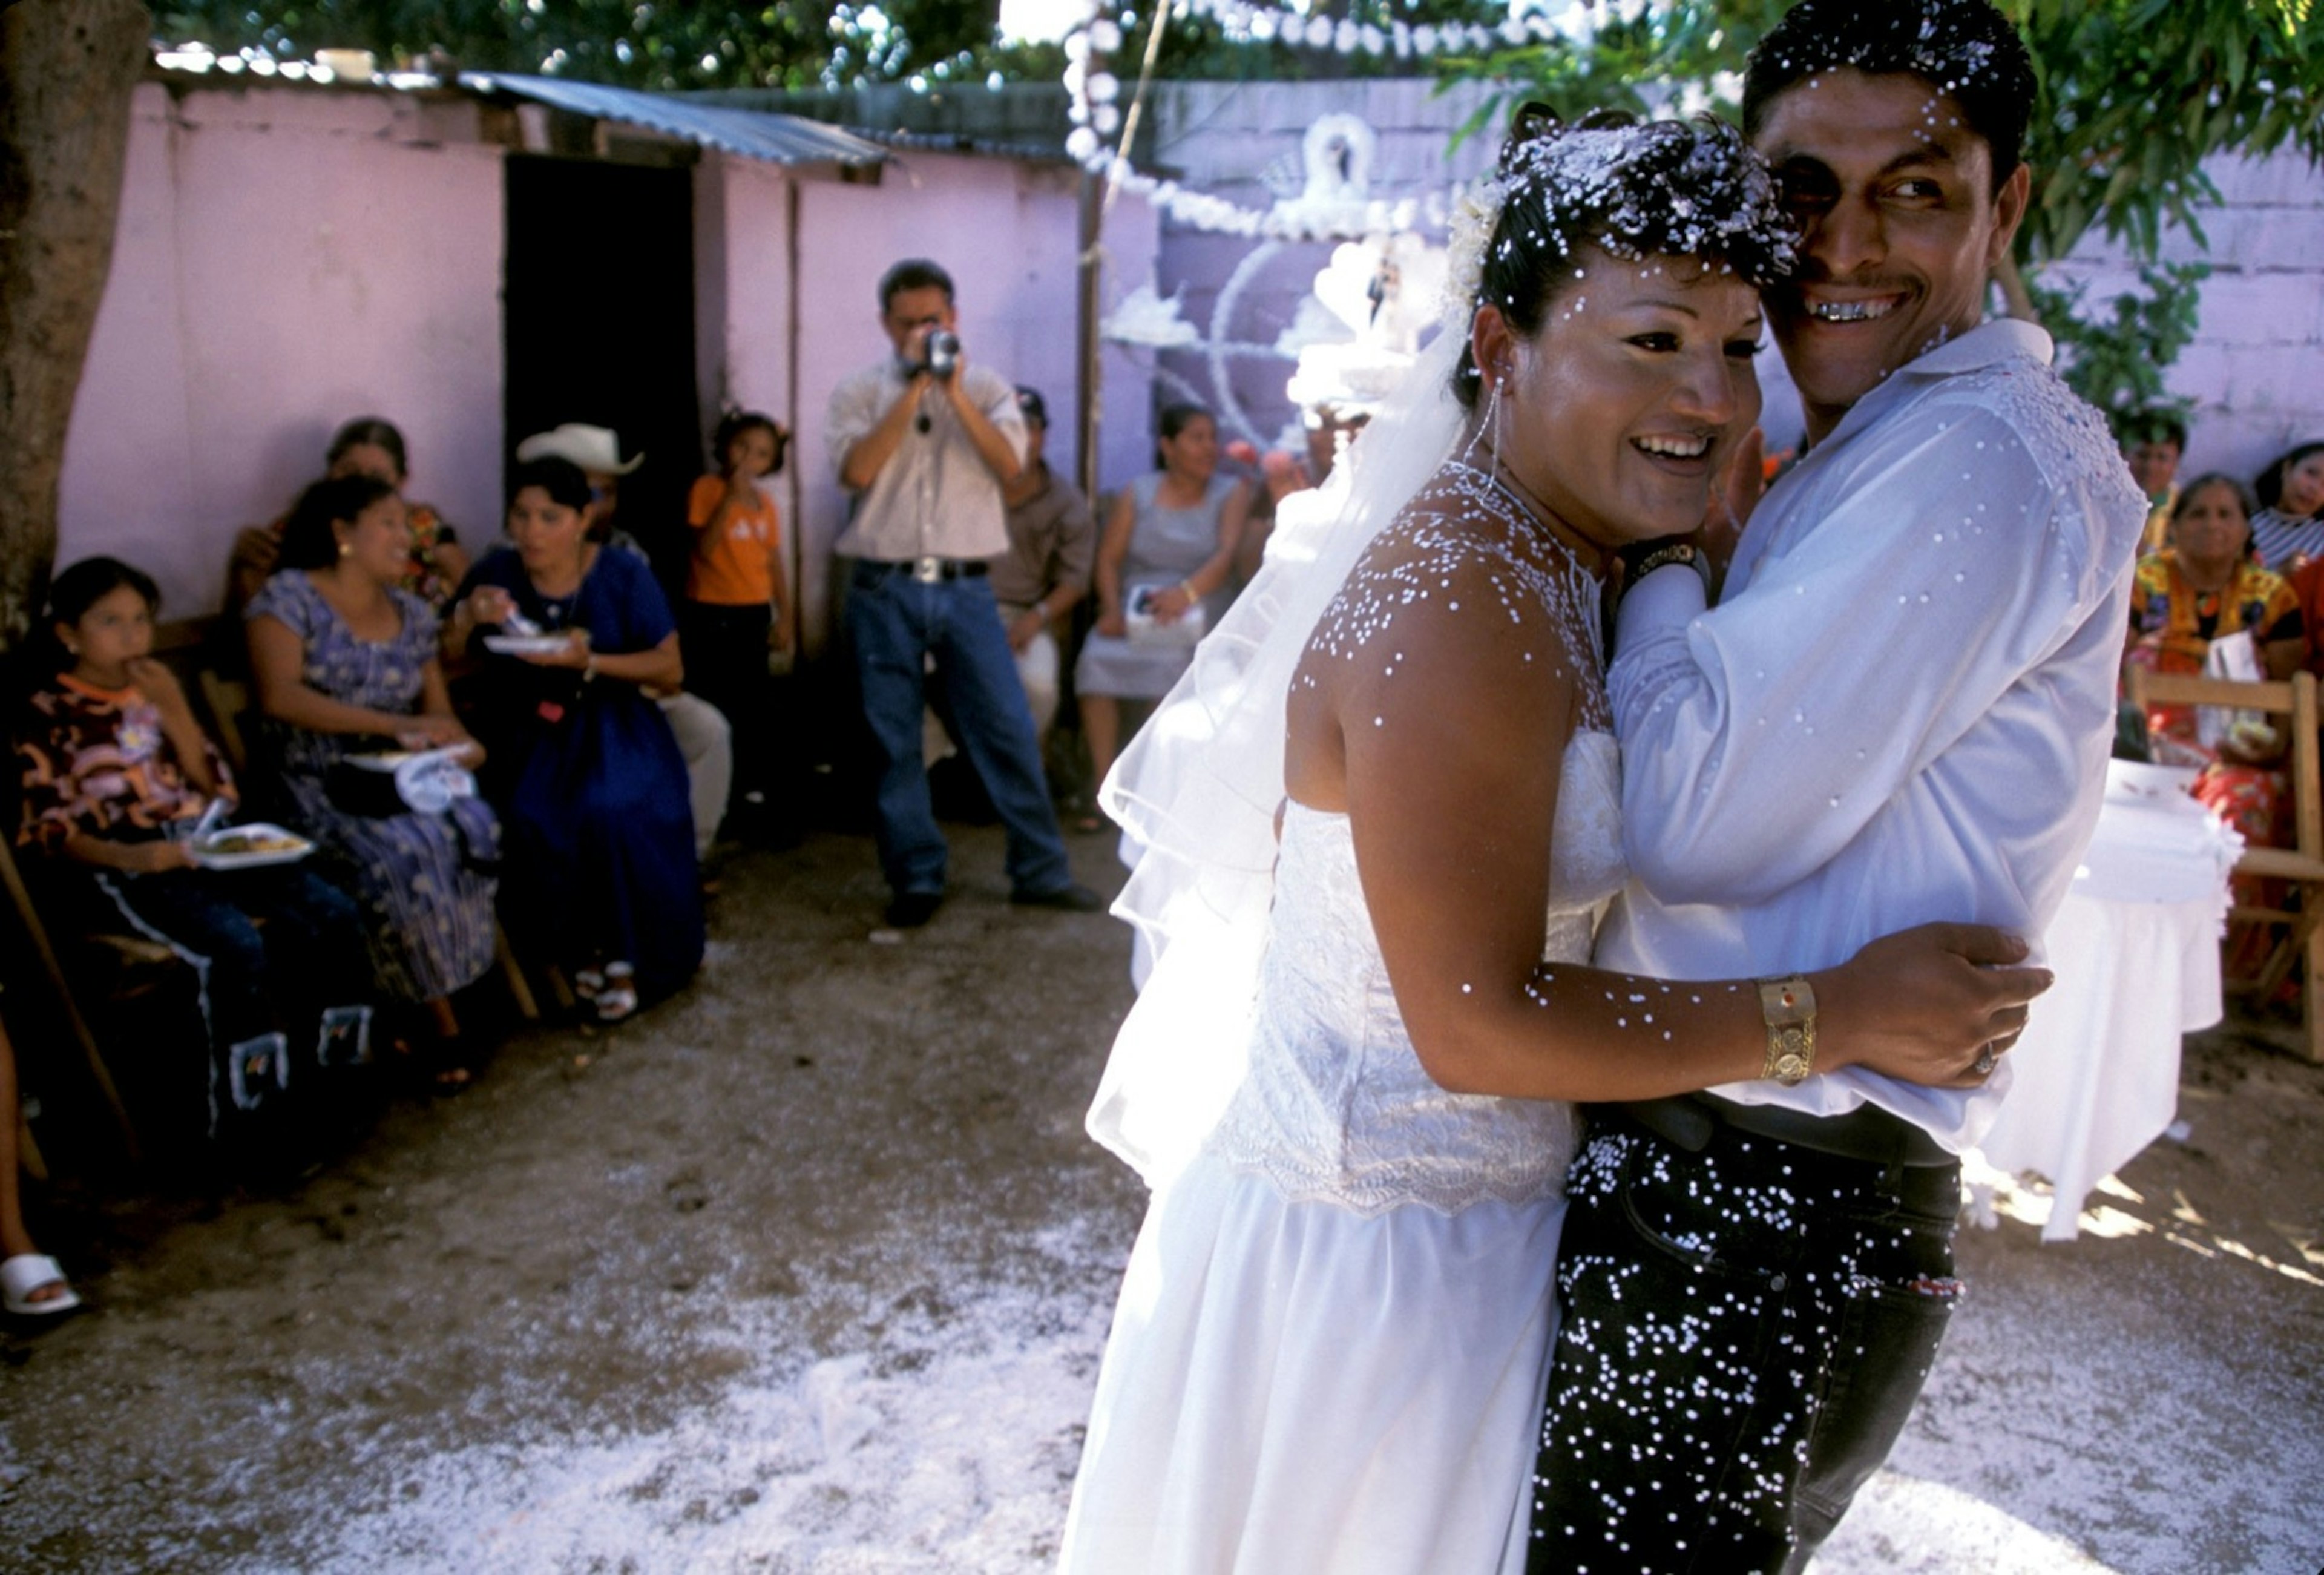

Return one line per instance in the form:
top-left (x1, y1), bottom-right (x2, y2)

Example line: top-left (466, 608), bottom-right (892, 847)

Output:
top-left (1135, 79), bottom-right (1503, 465)
top-left (1145, 79), bottom-right (2323, 492)
top-left (2093, 150), bottom-right (2324, 483)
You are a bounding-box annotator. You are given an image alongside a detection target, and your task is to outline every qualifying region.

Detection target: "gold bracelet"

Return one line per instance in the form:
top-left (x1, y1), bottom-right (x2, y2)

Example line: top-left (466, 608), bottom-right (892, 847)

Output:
top-left (1180, 579), bottom-right (1198, 601)
top-left (1756, 975), bottom-right (1816, 1085)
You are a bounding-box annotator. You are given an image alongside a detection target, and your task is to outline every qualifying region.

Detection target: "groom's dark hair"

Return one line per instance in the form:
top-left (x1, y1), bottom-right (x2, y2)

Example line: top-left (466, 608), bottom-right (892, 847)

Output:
top-left (1741, 0), bottom-right (2036, 192)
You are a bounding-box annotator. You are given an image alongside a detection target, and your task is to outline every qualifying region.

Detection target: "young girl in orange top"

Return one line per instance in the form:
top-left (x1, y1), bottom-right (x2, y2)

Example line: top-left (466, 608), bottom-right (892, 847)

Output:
top-left (681, 410), bottom-right (792, 843)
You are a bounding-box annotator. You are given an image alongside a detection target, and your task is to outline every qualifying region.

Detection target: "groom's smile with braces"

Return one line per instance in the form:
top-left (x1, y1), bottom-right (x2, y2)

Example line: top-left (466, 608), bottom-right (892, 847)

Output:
top-left (1804, 295), bottom-right (1903, 323)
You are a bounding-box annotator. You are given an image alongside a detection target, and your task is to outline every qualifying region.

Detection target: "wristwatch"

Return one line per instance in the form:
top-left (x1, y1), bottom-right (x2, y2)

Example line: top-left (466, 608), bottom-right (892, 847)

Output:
top-left (1618, 538), bottom-right (1714, 603)
top-left (1756, 974), bottom-right (1816, 1085)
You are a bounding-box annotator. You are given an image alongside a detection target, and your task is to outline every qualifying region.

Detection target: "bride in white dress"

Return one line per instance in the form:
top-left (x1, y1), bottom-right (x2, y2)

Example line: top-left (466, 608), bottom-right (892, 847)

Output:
top-left (1059, 110), bottom-right (2050, 1575)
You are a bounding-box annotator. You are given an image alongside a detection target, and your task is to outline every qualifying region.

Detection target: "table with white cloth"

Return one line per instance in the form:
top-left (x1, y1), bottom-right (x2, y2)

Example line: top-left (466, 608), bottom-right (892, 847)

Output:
top-left (1975, 761), bottom-right (2242, 1242)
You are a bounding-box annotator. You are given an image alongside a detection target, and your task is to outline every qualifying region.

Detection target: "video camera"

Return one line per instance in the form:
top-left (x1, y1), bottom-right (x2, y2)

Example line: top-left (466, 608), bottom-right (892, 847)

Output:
top-left (918, 329), bottom-right (961, 380)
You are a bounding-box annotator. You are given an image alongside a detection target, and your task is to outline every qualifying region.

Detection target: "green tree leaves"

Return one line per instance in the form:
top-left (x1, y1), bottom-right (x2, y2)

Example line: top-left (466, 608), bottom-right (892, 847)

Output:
top-left (152, 0), bottom-right (1005, 91)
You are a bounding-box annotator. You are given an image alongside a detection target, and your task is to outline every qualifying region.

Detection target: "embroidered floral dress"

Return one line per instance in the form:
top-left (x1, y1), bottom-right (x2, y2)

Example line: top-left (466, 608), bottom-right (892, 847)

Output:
top-left (2126, 548), bottom-right (2303, 853)
top-left (246, 571), bottom-right (501, 1002)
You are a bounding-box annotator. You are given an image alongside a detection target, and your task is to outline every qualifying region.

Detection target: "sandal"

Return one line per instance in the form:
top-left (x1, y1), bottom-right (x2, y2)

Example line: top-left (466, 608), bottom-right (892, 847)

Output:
top-left (387, 1033), bottom-right (473, 1096)
top-left (594, 961), bottom-right (638, 1024)
top-left (427, 1036), bottom-right (475, 1093)
top-left (1, 1253), bottom-right (82, 1318)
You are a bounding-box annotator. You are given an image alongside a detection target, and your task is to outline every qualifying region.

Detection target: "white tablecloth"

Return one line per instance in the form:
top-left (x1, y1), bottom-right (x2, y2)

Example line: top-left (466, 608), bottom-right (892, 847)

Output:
top-left (1975, 765), bottom-right (2240, 1241)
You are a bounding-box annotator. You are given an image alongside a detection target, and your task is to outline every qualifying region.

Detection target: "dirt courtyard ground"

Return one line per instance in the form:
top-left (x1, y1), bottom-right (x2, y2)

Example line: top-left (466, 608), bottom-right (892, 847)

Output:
top-left (1, 823), bottom-right (2320, 1573)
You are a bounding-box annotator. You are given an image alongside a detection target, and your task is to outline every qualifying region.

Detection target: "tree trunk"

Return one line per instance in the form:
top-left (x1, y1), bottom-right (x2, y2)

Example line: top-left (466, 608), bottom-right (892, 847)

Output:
top-left (0, 0), bottom-right (148, 652)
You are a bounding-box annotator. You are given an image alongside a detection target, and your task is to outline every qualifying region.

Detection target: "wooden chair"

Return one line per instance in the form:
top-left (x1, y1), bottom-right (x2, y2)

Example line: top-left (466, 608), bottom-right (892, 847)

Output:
top-left (2127, 666), bottom-right (2324, 1062)
top-left (0, 834), bottom-right (147, 1159)
top-left (197, 666), bottom-right (542, 1022)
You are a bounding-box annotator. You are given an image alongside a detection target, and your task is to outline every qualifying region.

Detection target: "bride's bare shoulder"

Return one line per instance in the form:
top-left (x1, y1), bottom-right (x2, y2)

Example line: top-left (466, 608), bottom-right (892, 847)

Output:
top-left (1310, 463), bottom-right (1577, 649)
top-left (1286, 460), bottom-right (1598, 803)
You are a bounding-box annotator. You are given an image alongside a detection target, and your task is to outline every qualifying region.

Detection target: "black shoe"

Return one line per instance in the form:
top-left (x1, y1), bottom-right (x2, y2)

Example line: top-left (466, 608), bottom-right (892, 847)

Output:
top-left (884, 890), bottom-right (944, 928)
top-left (1009, 881), bottom-right (1105, 913)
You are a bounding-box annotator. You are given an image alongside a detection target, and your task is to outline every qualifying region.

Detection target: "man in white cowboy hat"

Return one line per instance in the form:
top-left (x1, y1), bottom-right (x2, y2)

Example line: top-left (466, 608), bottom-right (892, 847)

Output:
top-left (513, 423), bottom-right (734, 863)
top-left (515, 423), bottom-right (643, 483)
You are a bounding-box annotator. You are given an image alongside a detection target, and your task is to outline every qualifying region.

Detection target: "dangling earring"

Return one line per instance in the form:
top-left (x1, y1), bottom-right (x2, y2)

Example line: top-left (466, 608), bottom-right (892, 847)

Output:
top-left (338, 539), bottom-right (354, 559)
top-left (1464, 374), bottom-right (1503, 469)
top-left (1491, 375), bottom-right (1509, 475)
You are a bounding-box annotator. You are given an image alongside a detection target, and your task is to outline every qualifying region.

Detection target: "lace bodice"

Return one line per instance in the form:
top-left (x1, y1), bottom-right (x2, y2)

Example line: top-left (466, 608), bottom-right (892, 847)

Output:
top-left (1207, 729), bottom-right (1624, 1216)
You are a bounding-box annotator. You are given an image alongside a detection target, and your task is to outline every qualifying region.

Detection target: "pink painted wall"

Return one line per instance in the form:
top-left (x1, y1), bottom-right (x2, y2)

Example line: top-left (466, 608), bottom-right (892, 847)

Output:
top-left (61, 79), bottom-right (1160, 657)
top-left (692, 153), bottom-right (804, 630)
top-left (59, 81), bottom-right (505, 620)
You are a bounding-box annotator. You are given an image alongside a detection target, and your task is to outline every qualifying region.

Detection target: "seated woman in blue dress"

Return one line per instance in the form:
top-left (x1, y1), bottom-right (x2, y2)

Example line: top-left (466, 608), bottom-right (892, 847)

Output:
top-left (246, 473), bottom-right (502, 1088)
top-left (445, 457), bottom-right (702, 1022)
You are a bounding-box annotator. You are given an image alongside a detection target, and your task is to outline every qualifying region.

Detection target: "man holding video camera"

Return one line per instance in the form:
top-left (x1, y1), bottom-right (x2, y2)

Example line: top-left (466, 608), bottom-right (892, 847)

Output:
top-left (827, 258), bottom-right (1099, 929)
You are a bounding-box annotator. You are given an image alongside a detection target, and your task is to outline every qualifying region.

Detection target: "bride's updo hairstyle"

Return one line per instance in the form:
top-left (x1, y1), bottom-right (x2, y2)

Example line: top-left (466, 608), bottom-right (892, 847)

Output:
top-left (1450, 108), bottom-right (1796, 409)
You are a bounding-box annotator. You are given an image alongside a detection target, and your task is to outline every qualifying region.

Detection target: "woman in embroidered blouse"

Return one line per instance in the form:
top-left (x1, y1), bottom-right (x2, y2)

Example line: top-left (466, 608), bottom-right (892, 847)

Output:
top-left (246, 475), bottom-right (501, 1085)
top-left (446, 457), bottom-right (703, 1022)
top-left (228, 416), bottom-right (472, 616)
top-left (16, 558), bottom-right (369, 1131)
top-left (2127, 473), bottom-right (2305, 951)
top-left (2126, 474), bottom-right (2303, 752)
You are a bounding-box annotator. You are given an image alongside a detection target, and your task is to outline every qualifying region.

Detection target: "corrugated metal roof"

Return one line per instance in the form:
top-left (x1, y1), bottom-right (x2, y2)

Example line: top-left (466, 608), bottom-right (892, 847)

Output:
top-left (465, 73), bottom-right (888, 168)
top-left (845, 125), bottom-right (1075, 164)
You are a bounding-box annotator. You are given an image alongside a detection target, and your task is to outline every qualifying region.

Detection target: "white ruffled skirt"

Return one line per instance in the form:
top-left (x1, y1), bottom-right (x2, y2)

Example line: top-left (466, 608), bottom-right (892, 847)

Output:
top-left (1059, 1149), bottom-right (1566, 1574)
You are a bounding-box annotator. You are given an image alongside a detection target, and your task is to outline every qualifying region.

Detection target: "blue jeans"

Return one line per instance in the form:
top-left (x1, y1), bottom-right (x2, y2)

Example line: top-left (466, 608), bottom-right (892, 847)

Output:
top-left (844, 563), bottom-right (1071, 896)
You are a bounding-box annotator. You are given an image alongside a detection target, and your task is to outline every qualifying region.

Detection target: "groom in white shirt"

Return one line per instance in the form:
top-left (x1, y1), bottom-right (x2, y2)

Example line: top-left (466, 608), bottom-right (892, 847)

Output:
top-left (1524, 2), bottom-right (2147, 1571)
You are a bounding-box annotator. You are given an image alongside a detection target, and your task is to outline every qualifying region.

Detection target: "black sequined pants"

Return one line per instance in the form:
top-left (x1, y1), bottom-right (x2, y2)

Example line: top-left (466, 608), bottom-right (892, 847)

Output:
top-left (1524, 1114), bottom-right (1962, 1575)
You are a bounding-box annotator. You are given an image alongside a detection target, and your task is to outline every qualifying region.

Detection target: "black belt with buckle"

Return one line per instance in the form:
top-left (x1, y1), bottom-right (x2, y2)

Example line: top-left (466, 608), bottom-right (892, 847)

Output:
top-left (864, 556), bottom-right (988, 584)
top-left (1618, 1093), bottom-right (1955, 1169)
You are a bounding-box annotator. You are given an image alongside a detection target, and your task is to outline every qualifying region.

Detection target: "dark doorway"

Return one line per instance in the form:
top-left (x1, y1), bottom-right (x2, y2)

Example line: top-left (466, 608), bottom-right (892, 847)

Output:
top-left (504, 154), bottom-right (701, 597)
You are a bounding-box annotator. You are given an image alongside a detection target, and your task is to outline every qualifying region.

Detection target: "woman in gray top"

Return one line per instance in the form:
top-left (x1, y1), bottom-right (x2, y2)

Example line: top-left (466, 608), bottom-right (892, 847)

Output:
top-left (1075, 403), bottom-right (1252, 793)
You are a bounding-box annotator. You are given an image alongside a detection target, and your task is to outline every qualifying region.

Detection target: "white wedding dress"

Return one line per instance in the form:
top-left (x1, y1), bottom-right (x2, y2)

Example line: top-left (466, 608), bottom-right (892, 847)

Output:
top-left (1058, 728), bottom-right (1626, 1575)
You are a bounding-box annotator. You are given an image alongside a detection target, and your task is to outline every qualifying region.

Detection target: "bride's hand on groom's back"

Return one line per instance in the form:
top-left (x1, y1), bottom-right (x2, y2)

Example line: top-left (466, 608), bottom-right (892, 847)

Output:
top-left (1817, 922), bottom-right (2052, 1088)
